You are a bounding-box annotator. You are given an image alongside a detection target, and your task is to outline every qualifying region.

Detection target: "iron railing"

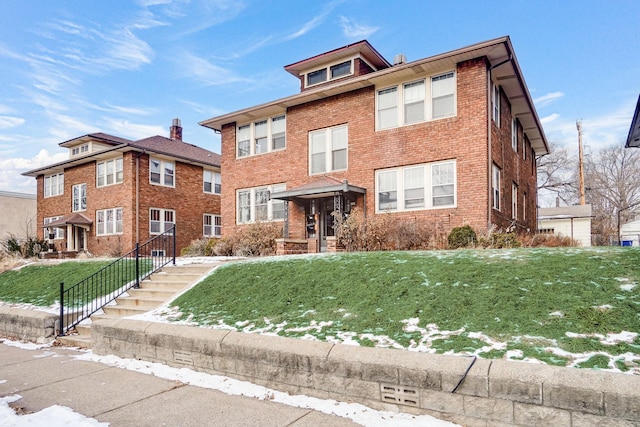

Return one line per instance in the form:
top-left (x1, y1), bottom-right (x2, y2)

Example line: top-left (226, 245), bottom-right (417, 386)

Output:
top-left (58, 226), bottom-right (176, 336)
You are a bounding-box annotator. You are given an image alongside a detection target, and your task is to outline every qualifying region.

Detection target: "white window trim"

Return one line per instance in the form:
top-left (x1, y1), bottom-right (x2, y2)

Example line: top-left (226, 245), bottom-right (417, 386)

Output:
top-left (376, 70), bottom-right (456, 130)
top-left (149, 157), bottom-right (175, 187)
top-left (492, 83), bottom-right (501, 127)
top-left (44, 216), bottom-right (64, 239)
top-left (203, 170), bottom-right (221, 195)
top-left (203, 214), bottom-right (222, 237)
top-left (303, 57), bottom-right (356, 89)
top-left (511, 119), bottom-right (518, 152)
top-left (96, 207), bottom-right (123, 236)
top-left (97, 157), bottom-right (124, 188)
top-left (44, 173), bottom-right (64, 198)
top-left (308, 124), bottom-right (348, 176)
top-left (149, 208), bottom-right (175, 235)
top-left (236, 184), bottom-right (286, 225)
top-left (492, 164), bottom-right (501, 211)
top-left (72, 183), bottom-right (86, 213)
top-left (71, 143), bottom-right (90, 157)
top-left (236, 115), bottom-right (286, 158)
top-left (374, 160), bottom-right (457, 213)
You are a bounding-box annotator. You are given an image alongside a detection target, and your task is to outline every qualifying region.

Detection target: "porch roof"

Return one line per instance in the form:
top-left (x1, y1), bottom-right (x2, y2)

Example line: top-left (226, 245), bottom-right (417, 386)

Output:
top-left (44, 213), bottom-right (93, 228)
top-left (270, 177), bottom-right (366, 201)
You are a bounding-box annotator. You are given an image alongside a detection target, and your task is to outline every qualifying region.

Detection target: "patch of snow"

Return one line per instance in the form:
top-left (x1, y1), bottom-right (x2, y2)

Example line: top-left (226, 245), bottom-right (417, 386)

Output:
top-left (549, 311), bottom-right (564, 317)
top-left (620, 283), bottom-right (636, 291)
top-left (0, 395), bottom-right (108, 427)
top-left (73, 351), bottom-right (459, 427)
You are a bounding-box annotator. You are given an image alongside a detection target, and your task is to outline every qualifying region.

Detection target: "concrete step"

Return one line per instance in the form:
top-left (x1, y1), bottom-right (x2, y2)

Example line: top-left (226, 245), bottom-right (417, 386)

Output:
top-left (145, 273), bottom-right (201, 282)
top-left (102, 305), bottom-right (150, 317)
top-left (127, 288), bottom-right (179, 300)
top-left (159, 264), bottom-right (217, 275)
top-left (138, 280), bottom-right (190, 291)
top-left (57, 334), bottom-right (92, 349)
top-left (75, 324), bottom-right (92, 337)
top-left (115, 295), bottom-right (166, 308)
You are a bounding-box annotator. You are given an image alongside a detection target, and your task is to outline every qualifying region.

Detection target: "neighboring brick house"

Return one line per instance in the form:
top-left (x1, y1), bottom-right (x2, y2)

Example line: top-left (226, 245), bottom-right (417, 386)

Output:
top-left (22, 119), bottom-right (221, 256)
top-left (200, 36), bottom-right (549, 253)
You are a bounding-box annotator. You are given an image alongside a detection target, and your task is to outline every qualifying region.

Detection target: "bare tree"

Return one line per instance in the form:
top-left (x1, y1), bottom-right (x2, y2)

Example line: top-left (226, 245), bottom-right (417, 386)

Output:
top-left (537, 141), bottom-right (579, 207)
top-left (584, 145), bottom-right (640, 245)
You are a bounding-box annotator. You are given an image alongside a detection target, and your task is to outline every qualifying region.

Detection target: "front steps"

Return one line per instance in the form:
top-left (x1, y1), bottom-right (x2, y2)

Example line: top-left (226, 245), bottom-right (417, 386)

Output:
top-left (57, 262), bottom-right (219, 348)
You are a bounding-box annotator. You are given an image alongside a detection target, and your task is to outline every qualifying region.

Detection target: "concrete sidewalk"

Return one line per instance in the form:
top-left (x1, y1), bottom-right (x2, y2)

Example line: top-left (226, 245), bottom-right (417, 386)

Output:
top-left (0, 342), bottom-right (359, 427)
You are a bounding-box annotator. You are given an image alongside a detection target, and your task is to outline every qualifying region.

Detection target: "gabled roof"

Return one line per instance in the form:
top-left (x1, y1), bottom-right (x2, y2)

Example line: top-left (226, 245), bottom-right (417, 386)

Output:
top-left (22, 133), bottom-right (220, 177)
top-left (625, 94), bottom-right (640, 148)
top-left (43, 213), bottom-right (93, 228)
top-left (200, 36), bottom-right (549, 156)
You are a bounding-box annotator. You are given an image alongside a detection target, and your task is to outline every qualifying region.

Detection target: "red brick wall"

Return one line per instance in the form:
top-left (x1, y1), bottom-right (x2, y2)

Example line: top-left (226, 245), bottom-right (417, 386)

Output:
top-left (36, 150), bottom-right (220, 257)
top-left (220, 56), bottom-right (538, 241)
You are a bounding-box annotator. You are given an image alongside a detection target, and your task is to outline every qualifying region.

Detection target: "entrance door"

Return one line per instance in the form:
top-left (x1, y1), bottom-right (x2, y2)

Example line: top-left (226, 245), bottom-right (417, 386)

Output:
top-left (77, 227), bottom-right (85, 252)
top-left (318, 199), bottom-right (336, 252)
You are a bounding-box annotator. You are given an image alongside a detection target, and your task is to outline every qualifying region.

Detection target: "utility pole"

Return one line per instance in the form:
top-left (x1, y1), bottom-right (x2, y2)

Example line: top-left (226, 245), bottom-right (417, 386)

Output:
top-left (577, 120), bottom-right (585, 205)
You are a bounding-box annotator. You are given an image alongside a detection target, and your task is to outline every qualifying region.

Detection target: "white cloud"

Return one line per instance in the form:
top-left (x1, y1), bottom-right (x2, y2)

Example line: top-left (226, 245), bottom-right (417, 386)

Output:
top-left (0, 116), bottom-right (25, 129)
top-left (177, 52), bottom-right (251, 86)
top-left (540, 113), bottom-right (560, 124)
top-left (0, 149), bottom-right (68, 193)
top-left (97, 28), bottom-right (154, 70)
top-left (339, 16), bottom-right (379, 39)
top-left (534, 91), bottom-right (564, 108)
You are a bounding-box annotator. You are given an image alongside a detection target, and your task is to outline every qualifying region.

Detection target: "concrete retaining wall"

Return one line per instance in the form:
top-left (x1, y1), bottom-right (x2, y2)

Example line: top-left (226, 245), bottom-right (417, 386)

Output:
top-left (92, 318), bottom-right (640, 427)
top-left (0, 307), bottom-right (58, 343)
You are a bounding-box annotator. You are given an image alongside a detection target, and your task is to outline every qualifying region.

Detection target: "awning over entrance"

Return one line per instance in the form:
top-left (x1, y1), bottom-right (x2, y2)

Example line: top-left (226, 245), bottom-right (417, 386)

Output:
top-left (270, 176), bottom-right (366, 202)
top-left (43, 213), bottom-right (93, 229)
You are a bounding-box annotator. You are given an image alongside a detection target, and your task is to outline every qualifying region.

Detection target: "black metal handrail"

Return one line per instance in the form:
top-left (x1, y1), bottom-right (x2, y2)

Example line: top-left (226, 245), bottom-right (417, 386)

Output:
top-left (58, 225), bottom-right (176, 336)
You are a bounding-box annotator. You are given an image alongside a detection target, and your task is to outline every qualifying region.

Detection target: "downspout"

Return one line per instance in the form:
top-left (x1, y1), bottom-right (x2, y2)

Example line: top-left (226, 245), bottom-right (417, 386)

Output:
top-left (487, 54), bottom-right (513, 230)
top-left (135, 151), bottom-right (145, 243)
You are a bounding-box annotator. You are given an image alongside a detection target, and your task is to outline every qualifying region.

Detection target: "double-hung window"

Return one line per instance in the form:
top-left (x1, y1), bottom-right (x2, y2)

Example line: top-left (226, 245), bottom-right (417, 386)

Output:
top-left (492, 84), bottom-right (501, 126)
top-left (97, 158), bottom-right (123, 187)
top-left (512, 119), bottom-right (518, 151)
top-left (309, 125), bottom-right (348, 175)
top-left (377, 87), bottom-right (398, 129)
top-left (150, 158), bottom-right (174, 187)
top-left (236, 184), bottom-right (286, 224)
top-left (44, 216), bottom-right (64, 239)
top-left (71, 144), bottom-right (89, 156)
top-left (44, 173), bottom-right (64, 197)
top-left (404, 80), bottom-right (425, 124)
top-left (72, 183), bottom-right (86, 212)
top-left (376, 161), bottom-right (456, 212)
top-left (377, 71), bottom-right (455, 130)
top-left (492, 164), bottom-right (501, 211)
top-left (203, 170), bottom-right (221, 194)
top-left (432, 72), bottom-right (455, 118)
top-left (203, 214), bottom-right (221, 237)
top-left (150, 208), bottom-right (174, 234)
top-left (305, 60), bottom-right (353, 88)
top-left (237, 115), bottom-right (286, 158)
top-left (96, 208), bottom-right (123, 236)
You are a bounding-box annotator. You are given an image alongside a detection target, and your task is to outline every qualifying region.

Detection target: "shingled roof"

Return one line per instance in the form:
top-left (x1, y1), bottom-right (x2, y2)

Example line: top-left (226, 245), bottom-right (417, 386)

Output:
top-left (131, 135), bottom-right (220, 167)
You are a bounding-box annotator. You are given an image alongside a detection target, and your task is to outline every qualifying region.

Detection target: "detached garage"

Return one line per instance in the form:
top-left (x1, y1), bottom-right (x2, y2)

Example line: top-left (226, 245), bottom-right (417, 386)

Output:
top-left (620, 219), bottom-right (640, 247)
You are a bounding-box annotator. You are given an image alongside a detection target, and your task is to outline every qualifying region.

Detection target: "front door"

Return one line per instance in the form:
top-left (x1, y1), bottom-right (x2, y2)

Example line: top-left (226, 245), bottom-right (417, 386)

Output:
top-left (77, 227), bottom-right (85, 252)
top-left (318, 199), bottom-right (336, 253)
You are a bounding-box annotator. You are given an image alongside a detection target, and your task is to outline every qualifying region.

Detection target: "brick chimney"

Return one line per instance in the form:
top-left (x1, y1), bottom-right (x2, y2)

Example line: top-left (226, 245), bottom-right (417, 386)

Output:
top-left (170, 118), bottom-right (182, 141)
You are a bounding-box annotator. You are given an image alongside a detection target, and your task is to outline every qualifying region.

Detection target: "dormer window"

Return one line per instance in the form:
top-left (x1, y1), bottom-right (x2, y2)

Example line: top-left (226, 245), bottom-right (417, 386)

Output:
top-left (71, 144), bottom-right (89, 156)
top-left (305, 60), bottom-right (353, 88)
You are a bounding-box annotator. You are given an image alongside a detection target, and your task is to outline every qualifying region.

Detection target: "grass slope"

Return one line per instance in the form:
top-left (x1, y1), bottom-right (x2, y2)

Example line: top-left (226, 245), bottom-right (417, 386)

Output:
top-left (0, 260), bottom-right (143, 307)
top-left (171, 248), bottom-right (640, 370)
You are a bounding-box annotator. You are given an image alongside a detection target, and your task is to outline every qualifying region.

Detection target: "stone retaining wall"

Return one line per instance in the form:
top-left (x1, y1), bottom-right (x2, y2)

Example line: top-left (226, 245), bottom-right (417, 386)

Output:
top-left (0, 307), bottom-right (57, 343)
top-left (91, 318), bottom-right (640, 427)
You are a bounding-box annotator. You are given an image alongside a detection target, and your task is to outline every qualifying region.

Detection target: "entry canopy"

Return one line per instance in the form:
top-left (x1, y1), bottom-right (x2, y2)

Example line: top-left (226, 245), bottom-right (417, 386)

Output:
top-left (270, 176), bottom-right (366, 202)
top-left (43, 213), bottom-right (93, 229)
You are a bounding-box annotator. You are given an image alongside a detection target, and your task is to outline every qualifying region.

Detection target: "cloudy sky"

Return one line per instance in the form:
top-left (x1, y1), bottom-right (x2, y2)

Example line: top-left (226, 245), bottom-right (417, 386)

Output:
top-left (1, 0), bottom-right (638, 194)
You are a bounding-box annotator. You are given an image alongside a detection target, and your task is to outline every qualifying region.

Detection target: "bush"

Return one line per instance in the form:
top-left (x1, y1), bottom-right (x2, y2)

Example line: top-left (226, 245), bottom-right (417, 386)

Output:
top-left (478, 232), bottom-right (521, 249)
top-left (181, 238), bottom-right (210, 256)
top-left (2, 234), bottom-right (48, 258)
top-left (519, 233), bottom-right (579, 247)
top-left (448, 225), bottom-right (477, 249)
top-left (209, 222), bottom-right (283, 257)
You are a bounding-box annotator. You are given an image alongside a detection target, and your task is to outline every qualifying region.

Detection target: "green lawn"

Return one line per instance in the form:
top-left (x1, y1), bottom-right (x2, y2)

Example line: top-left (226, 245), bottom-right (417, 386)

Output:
top-left (169, 247), bottom-right (640, 371)
top-left (0, 260), bottom-right (146, 307)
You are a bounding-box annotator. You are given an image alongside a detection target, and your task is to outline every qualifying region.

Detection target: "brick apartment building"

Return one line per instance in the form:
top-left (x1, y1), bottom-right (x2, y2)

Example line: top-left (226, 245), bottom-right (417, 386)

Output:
top-left (201, 36), bottom-right (548, 253)
top-left (23, 119), bottom-right (221, 256)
